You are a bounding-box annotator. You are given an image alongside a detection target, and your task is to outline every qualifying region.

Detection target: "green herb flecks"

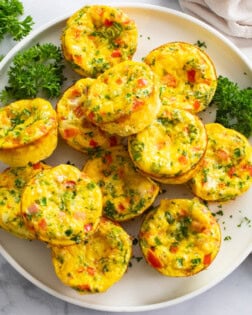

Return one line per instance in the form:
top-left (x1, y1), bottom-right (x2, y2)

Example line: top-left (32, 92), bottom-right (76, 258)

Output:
top-left (224, 235), bottom-right (232, 241)
top-left (194, 40), bottom-right (207, 49)
top-left (237, 216), bottom-right (251, 228)
top-left (104, 200), bottom-right (117, 218)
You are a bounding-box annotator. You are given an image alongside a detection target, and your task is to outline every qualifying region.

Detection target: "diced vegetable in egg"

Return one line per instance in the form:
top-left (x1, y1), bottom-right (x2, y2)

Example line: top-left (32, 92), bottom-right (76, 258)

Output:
top-left (56, 78), bottom-right (122, 153)
top-left (61, 5), bottom-right (138, 77)
top-left (0, 162), bottom-right (50, 239)
top-left (128, 106), bottom-right (207, 184)
top-left (51, 217), bottom-right (132, 293)
top-left (188, 123), bottom-right (252, 201)
top-left (139, 198), bottom-right (221, 277)
top-left (144, 41), bottom-right (217, 113)
top-left (83, 145), bottom-right (159, 221)
top-left (85, 60), bottom-right (161, 136)
top-left (0, 98), bottom-right (58, 166)
top-left (21, 164), bottom-right (102, 245)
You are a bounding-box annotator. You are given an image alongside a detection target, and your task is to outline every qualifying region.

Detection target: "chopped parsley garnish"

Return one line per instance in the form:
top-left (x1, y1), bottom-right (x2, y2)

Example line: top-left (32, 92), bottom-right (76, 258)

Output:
top-left (224, 235), bottom-right (232, 241)
top-left (237, 216), bottom-right (251, 228)
top-left (194, 40), bottom-right (207, 49)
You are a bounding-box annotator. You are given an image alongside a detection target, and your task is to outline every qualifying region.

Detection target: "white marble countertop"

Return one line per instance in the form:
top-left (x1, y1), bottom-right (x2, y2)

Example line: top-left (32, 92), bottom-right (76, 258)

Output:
top-left (0, 1), bottom-right (251, 314)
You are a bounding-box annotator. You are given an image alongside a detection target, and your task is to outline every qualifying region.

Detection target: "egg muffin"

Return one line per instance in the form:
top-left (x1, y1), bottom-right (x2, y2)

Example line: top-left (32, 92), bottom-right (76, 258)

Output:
top-left (139, 198), bottom-right (221, 277)
top-left (51, 217), bottom-right (132, 293)
top-left (85, 60), bottom-right (160, 136)
top-left (0, 98), bottom-right (58, 167)
top-left (128, 106), bottom-right (207, 184)
top-left (0, 162), bottom-right (50, 239)
top-left (21, 164), bottom-right (102, 245)
top-left (144, 41), bottom-right (217, 113)
top-left (83, 145), bottom-right (159, 221)
top-left (188, 123), bottom-right (252, 201)
top-left (56, 78), bottom-right (122, 153)
top-left (61, 5), bottom-right (138, 77)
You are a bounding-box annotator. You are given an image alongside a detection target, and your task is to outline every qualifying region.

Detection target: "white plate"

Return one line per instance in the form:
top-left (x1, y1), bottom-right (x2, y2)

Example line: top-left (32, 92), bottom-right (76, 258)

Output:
top-left (0, 3), bottom-right (251, 313)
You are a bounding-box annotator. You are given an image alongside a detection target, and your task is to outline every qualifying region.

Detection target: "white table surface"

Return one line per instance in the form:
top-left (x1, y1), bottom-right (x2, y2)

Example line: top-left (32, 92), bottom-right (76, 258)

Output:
top-left (0, 1), bottom-right (251, 314)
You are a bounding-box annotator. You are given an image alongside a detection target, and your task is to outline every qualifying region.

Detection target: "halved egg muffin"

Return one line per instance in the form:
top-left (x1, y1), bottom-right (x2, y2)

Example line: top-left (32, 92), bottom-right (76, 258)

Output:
top-left (139, 198), bottom-right (221, 277)
top-left (188, 123), bottom-right (252, 201)
top-left (56, 78), bottom-right (122, 153)
top-left (21, 164), bottom-right (102, 245)
top-left (51, 217), bottom-right (132, 293)
top-left (0, 162), bottom-right (50, 239)
top-left (0, 98), bottom-right (58, 167)
top-left (85, 60), bottom-right (160, 136)
top-left (144, 41), bottom-right (217, 113)
top-left (61, 5), bottom-right (138, 77)
top-left (128, 106), bottom-right (207, 184)
top-left (83, 145), bottom-right (159, 221)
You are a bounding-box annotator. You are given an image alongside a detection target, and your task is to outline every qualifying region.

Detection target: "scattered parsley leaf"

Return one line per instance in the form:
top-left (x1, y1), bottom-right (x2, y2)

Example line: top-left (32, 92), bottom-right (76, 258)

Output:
top-left (195, 40), bottom-right (207, 49)
top-left (0, 0), bottom-right (34, 42)
top-left (132, 237), bottom-right (138, 246)
top-left (0, 43), bottom-right (66, 104)
top-left (131, 255), bottom-right (143, 263)
top-left (237, 216), bottom-right (251, 228)
top-left (224, 236), bottom-right (232, 241)
top-left (211, 75), bottom-right (252, 137)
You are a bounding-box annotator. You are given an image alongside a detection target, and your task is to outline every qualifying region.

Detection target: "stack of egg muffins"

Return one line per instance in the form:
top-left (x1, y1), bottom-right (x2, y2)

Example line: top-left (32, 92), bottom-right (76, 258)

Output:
top-left (0, 5), bottom-right (252, 293)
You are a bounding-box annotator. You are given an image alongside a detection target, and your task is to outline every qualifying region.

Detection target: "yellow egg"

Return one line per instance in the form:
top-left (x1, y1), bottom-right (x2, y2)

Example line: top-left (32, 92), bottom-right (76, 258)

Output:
top-left (21, 164), bottom-right (102, 245)
top-left (0, 162), bottom-right (50, 239)
top-left (83, 145), bottom-right (160, 221)
top-left (139, 198), bottom-right (221, 277)
top-left (189, 123), bottom-right (252, 201)
top-left (128, 106), bottom-right (207, 183)
top-left (144, 41), bottom-right (217, 113)
top-left (61, 5), bottom-right (138, 77)
top-left (85, 60), bottom-right (161, 136)
top-left (56, 78), bottom-right (122, 153)
top-left (0, 98), bottom-right (58, 167)
top-left (51, 217), bottom-right (132, 293)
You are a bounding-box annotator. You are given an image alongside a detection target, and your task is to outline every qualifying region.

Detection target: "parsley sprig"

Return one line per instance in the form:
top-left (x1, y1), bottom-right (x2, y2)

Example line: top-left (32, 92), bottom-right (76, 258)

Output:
top-left (0, 0), bottom-right (34, 42)
top-left (0, 43), bottom-right (66, 104)
top-left (211, 75), bottom-right (252, 138)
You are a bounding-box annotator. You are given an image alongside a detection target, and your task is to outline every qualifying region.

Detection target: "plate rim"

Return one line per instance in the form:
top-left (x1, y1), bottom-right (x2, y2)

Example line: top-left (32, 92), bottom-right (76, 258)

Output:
top-left (0, 2), bottom-right (251, 312)
top-left (0, 2), bottom-right (251, 71)
top-left (0, 238), bottom-right (251, 312)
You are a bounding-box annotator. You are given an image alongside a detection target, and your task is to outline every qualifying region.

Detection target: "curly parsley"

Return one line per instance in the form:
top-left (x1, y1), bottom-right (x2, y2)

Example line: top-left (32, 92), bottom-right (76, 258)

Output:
top-left (0, 0), bottom-right (34, 42)
top-left (0, 43), bottom-right (66, 104)
top-left (211, 75), bottom-right (252, 138)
